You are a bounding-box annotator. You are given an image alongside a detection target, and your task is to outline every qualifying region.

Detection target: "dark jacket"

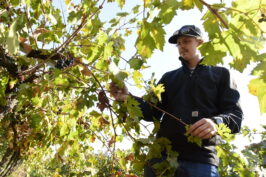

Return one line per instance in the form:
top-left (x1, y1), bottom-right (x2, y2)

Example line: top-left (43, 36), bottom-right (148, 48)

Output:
top-left (134, 57), bottom-right (243, 166)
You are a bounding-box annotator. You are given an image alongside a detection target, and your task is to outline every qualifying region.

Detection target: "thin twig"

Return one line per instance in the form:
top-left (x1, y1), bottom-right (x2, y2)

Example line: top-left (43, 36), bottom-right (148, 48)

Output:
top-left (198, 0), bottom-right (229, 29)
top-left (24, 6), bottom-right (39, 50)
top-left (139, 122), bottom-right (152, 134)
top-left (113, 10), bottom-right (143, 34)
top-left (59, 0), bottom-right (67, 44)
top-left (146, 101), bottom-right (187, 126)
top-left (106, 89), bottom-right (188, 126)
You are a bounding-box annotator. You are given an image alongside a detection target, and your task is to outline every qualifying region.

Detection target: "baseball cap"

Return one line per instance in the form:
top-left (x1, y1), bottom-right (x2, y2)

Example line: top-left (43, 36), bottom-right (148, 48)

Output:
top-left (168, 25), bottom-right (202, 44)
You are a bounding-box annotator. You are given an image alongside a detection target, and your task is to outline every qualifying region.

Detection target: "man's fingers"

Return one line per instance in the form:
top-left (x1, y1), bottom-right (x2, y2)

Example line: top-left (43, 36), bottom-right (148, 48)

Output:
top-left (188, 119), bottom-right (208, 133)
top-left (188, 118), bottom-right (217, 139)
top-left (109, 82), bottom-right (120, 96)
top-left (189, 123), bottom-right (209, 137)
top-left (200, 130), bottom-right (216, 139)
top-left (109, 82), bottom-right (129, 101)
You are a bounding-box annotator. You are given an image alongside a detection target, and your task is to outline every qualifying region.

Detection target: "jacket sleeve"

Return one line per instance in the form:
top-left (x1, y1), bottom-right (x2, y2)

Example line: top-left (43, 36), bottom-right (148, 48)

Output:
top-left (132, 75), bottom-right (168, 122)
top-left (217, 68), bottom-right (243, 133)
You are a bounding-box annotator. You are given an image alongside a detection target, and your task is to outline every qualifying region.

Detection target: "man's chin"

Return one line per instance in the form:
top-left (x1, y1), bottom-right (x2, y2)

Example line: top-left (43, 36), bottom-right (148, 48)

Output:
top-left (181, 54), bottom-right (189, 59)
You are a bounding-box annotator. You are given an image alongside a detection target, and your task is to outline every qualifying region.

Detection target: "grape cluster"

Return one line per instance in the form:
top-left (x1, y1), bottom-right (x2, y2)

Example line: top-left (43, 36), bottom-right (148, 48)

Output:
top-left (258, 14), bottom-right (266, 23)
top-left (55, 58), bottom-right (74, 69)
top-left (97, 90), bottom-right (109, 112)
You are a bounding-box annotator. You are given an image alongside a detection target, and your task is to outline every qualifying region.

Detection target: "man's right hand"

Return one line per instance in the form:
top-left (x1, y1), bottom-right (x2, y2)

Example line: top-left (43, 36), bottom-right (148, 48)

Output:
top-left (109, 82), bottom-right (129, 101)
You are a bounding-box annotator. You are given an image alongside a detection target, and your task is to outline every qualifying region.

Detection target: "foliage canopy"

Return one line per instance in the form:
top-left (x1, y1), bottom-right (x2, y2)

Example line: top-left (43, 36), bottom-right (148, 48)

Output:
top-left (0, 0), bottom-right (265, 176)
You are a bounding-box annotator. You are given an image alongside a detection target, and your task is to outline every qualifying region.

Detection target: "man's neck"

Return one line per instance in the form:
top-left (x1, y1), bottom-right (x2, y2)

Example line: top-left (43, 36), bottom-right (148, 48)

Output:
top-left (187, 56), bottom-right (201, 69)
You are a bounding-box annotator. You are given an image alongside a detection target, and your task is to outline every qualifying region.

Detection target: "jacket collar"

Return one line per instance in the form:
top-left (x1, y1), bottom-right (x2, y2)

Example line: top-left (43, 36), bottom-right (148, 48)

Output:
top-left (179, 56), bottom-right (204, 69)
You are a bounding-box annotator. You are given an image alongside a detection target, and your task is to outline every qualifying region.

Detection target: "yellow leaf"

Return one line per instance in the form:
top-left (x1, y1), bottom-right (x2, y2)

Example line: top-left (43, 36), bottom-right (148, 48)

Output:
top-left (65, 0), bottom-right (70, 5)
top-left (133, 70), bottom-right (143, 88)
top-left (248, 78), bottom-right (266, 114)
top-left (6, 20), bottom-right (19, 55)
top-left (182, 0), bottom-right (194, 9)
top-left (116, 0), bottom-right (125, 8)
top-left (151, 84), bottom-right (165, 101)
top-left (143, 0), bottom-right (152, 5)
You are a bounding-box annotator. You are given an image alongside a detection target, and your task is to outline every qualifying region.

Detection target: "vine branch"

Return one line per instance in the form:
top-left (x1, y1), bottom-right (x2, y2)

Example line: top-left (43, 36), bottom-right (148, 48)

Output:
top-left (199, 0), bottom-right (229, 29)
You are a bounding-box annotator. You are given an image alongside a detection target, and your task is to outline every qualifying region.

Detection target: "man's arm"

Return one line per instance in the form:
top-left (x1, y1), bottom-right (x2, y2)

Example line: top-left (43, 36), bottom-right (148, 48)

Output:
top-left (188, 68), bottom-right (243, 139)
top-left (215, 68), bottom-right (243, 133)
top-left (109, 81), bottom-right (165, 122)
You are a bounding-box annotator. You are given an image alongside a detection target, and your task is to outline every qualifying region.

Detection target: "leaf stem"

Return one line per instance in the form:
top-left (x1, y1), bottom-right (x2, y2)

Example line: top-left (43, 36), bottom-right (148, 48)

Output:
top-left (198, 0), bottom-right (229, 28)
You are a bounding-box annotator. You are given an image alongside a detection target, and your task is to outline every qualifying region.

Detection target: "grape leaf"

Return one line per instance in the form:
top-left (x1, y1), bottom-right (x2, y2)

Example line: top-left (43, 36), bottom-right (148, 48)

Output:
top-left (6, 20), bottom-right (20, 55)
top-left (185, 125), bottom-right (202, 147)
top-left (126, 96), bottom-right (143, 119)
top-left (116, 0), bottom-right (125, 8)
top-left (248, 78), bottom-right (266, 114)
top-left (132, 70), bottom-right (143, 89)
top-left (128, 58), bottom-right (144, 70)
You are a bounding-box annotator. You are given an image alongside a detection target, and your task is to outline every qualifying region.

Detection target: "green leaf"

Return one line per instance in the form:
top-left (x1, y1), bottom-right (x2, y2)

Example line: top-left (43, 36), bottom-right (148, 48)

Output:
top-left (30, 113), bottom-right (42, 128)
top-left (65, 0), bottom-right (71, 5)
top-left (135, 33), bottom-right (155, 58)
top-left (54, 75), bottom-right (69, 87)
top-left (117, 12), bottom-right (129, 17)
top-left (248, 78), bottom-right (266, 114)
top-left (185, 125), bottom-right (202, 147)
top-left (132, 5), bottom-right (140, 14)
top-left (252, 60), bottom-right (266, 81)
top-left (0, 76), bottom-right (9, 106)
top-left (150, 21), bottom-right (165, 51)
top-left (202, 11), bottom-right (221, 39)
top-left (151, 84), bottom-right (165, 102)
top-left (128, 58), bottom-right (144, 70)
top-left (114, 70), bottom-right (128, 81)
top-left (132, 161), bottom-right (145, 171)
top-left (97, 31), bottom-right (109, 46)
top-left (132, 70), bottom-right (143, 88)
top-left (232, 0), bottom-right (259, 11)
top-left (152, 119), bottom-right (160, 134)
top-left (181, 0), bottom-right (195, 10)
top-left (147, 142), bottom-right (162, 160)
top-left (194, 0), bottom-right (203, 12)
top-left (116, 0), bottom-right (125, 8)
top-left (10, 0), bottom-right (20, 6)
top-left (60, 123), bottom-right (69, 137)
top-left (199, 41), bottom-right (226, 66)
top-left (6, 19), bottom-right (20, 55)
top-left (103, 41), bottom-right (113, 59)
top-left (68, 11), bottom-right (83, 24)
top-left (95, 58), bottom-right (109, 71)
top-left (238, 16), bottom-right (259, 36)
top-left (126, 96), bottom-right (143, 119)
top-left (31, 97), bottom-right (43, 107)
top-left (216, 123), bottom-right (234, 141)
top-left (135, 21), bottom-right (156, 58)
top-left (37, 31), bottom-right (61, 44)
top-left (158, 0), bottom-right (179, 24)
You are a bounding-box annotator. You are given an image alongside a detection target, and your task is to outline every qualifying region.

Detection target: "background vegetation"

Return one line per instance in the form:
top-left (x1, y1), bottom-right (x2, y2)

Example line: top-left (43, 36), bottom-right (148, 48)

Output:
top-left (0, 0), bottom-right (265, 176)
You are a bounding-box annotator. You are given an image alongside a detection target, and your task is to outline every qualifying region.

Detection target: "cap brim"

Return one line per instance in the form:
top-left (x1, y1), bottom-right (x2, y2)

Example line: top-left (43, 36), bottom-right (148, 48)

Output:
top-left (168, 34), bottom-right (202, 44)
top-left (168, 35), bottom-right (178, 44)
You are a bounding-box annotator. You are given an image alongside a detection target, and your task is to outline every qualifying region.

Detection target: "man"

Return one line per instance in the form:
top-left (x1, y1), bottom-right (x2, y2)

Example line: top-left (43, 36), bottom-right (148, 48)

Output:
top-left (110, 25), bottom-right (243, 177)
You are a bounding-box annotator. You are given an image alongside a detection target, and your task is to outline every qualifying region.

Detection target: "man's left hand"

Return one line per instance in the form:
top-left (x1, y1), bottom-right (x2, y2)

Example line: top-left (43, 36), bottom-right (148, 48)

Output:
top-left (188, 118), bottom-right (217, 139)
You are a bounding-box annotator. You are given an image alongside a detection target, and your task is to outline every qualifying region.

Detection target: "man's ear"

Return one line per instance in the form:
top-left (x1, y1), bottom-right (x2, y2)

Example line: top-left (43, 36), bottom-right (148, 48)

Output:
top-left (197, 38), bottom-right (204, 46)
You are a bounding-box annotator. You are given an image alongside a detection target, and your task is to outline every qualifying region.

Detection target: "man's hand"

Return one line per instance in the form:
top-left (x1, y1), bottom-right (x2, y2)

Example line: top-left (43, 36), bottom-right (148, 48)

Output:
top-left (188, 118), bottom-right (217, 139)
top-left (109, 82), bottom-right (129, 101)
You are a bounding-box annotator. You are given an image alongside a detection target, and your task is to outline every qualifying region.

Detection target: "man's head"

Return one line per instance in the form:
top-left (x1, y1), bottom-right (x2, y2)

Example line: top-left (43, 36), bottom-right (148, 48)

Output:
top-left (169, 25), bottom-right (203, 61)
top-left (168, 25), bottom-right (203, 44)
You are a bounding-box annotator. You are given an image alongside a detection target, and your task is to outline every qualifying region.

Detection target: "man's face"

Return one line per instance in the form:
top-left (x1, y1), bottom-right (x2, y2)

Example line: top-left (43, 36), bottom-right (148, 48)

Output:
top-left (176, 36), bottom-right (202, 60)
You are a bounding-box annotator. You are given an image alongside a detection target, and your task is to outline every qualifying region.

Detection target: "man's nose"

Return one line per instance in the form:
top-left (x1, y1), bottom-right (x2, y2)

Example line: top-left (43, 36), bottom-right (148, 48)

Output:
top-left (178, 42), bottom-right (185, 47)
